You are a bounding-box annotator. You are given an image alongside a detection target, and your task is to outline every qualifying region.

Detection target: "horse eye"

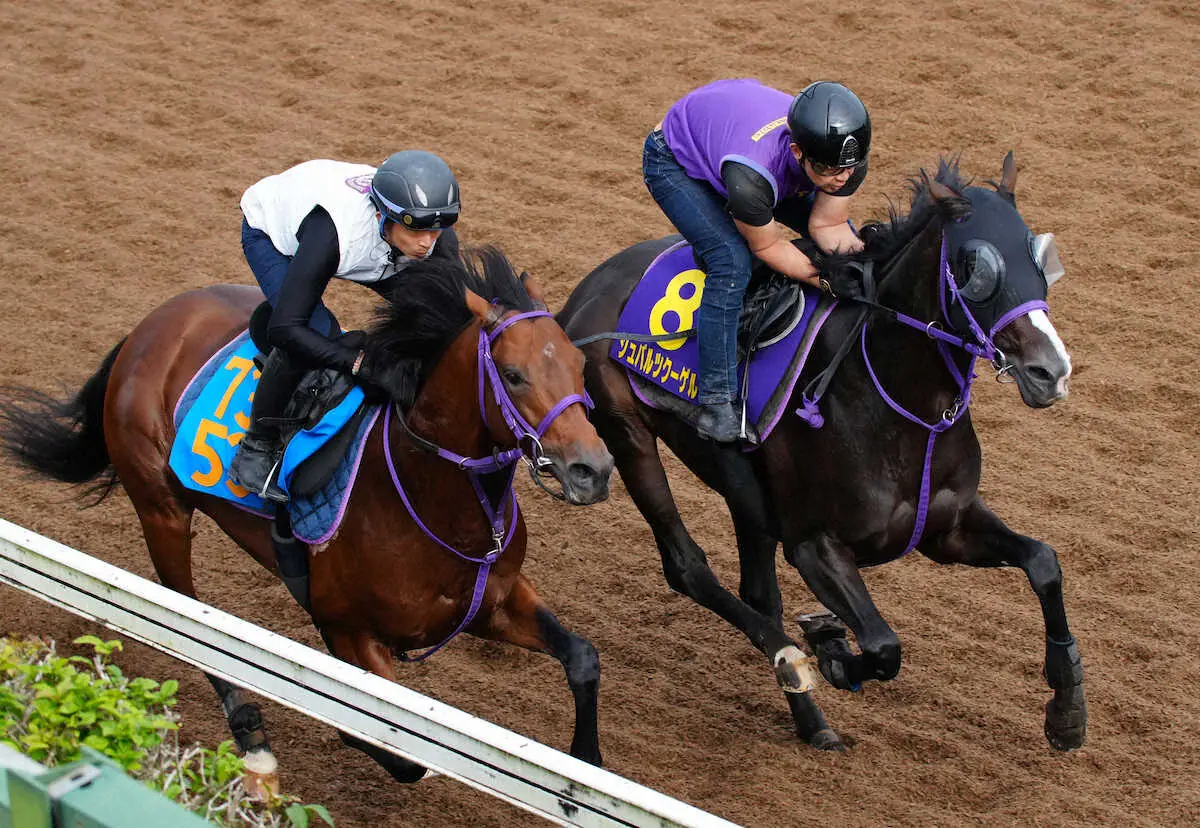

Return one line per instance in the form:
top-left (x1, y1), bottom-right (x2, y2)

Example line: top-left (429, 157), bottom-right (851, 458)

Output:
top-left (501, 368), bottom-right (526, 387)
top-left (956, 240), bottom-right (1004, 303)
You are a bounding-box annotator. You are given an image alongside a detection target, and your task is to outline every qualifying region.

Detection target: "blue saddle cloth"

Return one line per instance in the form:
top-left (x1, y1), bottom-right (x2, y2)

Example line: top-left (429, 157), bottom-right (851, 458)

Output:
top-left (169, 331), bottom-right (379, 543)
top-left (611, 240), bottom-right (836, 441)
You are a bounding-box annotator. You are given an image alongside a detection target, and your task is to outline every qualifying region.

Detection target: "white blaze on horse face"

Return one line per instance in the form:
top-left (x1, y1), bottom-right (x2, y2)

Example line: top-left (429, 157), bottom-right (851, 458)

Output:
top-left (1028, 309), bottom-right (1072, 397)
top-left (543, 342), bottom-right (556, 361)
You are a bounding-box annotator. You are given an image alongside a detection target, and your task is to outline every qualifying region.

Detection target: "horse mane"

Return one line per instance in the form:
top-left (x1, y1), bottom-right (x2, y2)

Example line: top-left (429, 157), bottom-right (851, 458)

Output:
top-left (819, 155), bottom-right (974, 273)
top-left (363, 245), bottom-right (536, 409)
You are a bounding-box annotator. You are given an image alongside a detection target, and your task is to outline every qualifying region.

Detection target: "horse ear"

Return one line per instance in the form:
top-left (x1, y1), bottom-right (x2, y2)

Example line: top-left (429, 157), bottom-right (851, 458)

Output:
top-left (998, 150), bottom-right (1018, 199)
top-left (464, 288), bottom-right (504, 329)
top-left (520, 271), bottom-right (549, 311)
top-left (928, 178), bottom-right (973, 222)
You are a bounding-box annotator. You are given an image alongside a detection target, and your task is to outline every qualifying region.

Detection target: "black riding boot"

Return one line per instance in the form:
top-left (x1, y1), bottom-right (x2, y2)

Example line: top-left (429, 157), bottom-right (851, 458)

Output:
top-left (696, 400), bottom-right (741, 442)
top-left (229, 350), bottom-right (299, 502)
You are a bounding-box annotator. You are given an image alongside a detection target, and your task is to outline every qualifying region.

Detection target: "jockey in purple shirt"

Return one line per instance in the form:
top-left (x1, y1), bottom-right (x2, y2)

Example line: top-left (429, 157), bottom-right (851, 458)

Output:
top-left (644, 78), bottom-right (872, 441)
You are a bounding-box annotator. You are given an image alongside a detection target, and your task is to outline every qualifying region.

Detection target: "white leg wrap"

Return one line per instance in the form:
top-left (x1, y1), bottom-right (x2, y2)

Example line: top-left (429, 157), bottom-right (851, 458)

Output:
top-left (242, 749), bottom-right (280, 800)
top-left (773, 645), bottom-right (818, 694)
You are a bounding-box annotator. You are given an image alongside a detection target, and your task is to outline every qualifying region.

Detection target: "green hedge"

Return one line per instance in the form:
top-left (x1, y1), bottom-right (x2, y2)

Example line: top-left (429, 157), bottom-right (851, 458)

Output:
top-left (1, 636), bottom-right (333, 828)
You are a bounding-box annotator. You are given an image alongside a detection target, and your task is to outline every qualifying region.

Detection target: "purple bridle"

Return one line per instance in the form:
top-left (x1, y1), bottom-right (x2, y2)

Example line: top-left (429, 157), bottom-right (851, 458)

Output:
top-left (382, 309), bottom-right (593, 661)
top-left (863, 235), bottom-right (1048, 554)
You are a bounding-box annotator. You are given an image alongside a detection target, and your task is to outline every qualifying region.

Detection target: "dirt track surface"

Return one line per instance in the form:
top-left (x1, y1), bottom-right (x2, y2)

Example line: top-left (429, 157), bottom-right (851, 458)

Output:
top-left (2, 1), bottom-right (1199, 825)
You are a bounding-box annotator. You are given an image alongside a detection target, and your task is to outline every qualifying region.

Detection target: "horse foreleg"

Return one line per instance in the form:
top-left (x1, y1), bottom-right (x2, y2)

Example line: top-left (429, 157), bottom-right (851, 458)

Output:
top-left (921, 498), bottom-right (1086, 750)
top-left (785, 535), bottom-right (902, 690)
top-left (473, 576), bottom-right (602, 765)
top-left (318, 629), bottom-right (429, 782)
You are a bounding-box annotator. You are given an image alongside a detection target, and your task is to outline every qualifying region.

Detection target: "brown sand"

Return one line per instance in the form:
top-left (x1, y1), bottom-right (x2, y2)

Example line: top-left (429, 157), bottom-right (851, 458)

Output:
top-left (1, 1), bottom-right (1198, 825)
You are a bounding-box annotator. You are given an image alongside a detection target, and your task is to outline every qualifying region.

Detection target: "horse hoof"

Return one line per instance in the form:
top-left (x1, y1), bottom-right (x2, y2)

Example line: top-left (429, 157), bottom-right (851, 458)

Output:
top-left (242, 749), bottom-right (280, 800)
top-left (808, 728), bottom-right (847, 752)
top-left (1044, 698), bottom-right (1087, 751)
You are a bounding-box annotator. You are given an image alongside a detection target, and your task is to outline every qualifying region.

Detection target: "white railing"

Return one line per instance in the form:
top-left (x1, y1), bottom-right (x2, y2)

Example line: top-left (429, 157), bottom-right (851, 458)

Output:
top-left (0, 518), bottom-right (738, 828)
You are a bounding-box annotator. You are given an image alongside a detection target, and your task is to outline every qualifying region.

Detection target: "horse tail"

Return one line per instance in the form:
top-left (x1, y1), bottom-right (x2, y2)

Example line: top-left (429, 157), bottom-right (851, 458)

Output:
top-left (0, 338), bottom-right (126, 505)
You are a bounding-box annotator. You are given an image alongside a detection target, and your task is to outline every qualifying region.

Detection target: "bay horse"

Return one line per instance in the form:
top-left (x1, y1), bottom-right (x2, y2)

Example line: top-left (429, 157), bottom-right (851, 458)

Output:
top-left (0, 247), bottom-right (614, 783)
top-left (557, 154), bottom-right (1086, 752)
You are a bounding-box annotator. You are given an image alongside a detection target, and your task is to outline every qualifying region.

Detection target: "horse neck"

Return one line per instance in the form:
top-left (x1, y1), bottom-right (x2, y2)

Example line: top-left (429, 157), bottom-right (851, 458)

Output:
top-left (876, 219), bottom-right (945, 323)
top-left (407, 322), bottom-right (493, 459)
top-left (374, 321), bottom-right (515, 540)
top-left (867, 220), bottom-right (975, 408)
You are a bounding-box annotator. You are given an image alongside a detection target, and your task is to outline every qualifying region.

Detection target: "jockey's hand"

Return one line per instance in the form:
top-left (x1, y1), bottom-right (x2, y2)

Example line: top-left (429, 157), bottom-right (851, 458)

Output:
top-left (820, 261), bottom-right (869, 301)
top-left (352, 354), bottom-right (397, 401)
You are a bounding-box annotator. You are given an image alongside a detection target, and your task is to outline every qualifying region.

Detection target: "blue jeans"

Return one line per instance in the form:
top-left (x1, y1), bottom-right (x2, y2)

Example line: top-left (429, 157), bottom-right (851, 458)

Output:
top-left (240, 218), bottom-right (338, 337)
top-left (643, 130), bottom-right (751, 404)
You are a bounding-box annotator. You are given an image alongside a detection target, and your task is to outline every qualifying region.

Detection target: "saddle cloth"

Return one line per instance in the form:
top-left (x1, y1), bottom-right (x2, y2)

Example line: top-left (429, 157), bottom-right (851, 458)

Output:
top-left (169, 331), bottom-right (378, 543)
top-left (612, 240), bottom-right (837, 442)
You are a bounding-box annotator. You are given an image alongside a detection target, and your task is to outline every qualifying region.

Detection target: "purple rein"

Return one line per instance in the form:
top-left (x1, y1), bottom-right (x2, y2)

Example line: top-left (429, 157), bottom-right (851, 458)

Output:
top-left (382, 310), bottom-right (593, 661)
top-left (861, 235), bottom-right (1047, 555)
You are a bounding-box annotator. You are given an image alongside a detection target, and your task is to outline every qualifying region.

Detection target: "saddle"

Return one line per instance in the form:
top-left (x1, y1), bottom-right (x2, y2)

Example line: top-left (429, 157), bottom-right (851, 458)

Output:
top-left (248, 301), bottom-right (372, 498)
top-left (737, 264), bottom-right (804, 361)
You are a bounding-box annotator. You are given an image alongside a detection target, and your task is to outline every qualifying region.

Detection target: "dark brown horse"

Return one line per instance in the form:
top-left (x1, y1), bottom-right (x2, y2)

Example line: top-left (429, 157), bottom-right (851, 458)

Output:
top-left (557, 155), bottom-right (1086, 752)
top-left (1, 248), bottom-right (614, 785)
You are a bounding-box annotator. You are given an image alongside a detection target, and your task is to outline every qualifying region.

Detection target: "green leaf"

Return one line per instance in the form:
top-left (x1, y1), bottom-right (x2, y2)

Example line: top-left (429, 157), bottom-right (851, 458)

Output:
top-left (307, 804), bottom-right (335, 826)
top-left (285, 803), bottom-right (310, 828)
top-left (72, 635), bottom-right (105, 649)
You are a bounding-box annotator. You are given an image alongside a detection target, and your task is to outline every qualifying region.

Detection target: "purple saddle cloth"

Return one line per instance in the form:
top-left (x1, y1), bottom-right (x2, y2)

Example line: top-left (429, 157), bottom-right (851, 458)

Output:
top-left (611, 240), bottom-right (836, 443)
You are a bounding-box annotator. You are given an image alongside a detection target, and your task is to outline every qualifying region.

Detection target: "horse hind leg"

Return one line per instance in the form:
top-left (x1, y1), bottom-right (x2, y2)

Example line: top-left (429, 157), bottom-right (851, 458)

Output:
top-left (132, 490), bottom-right (279, 793)
top-left (730, 508), bottom-right (844, 751)
top-left (602, 409), bottom-right (827, 746)
top-left (318, 629), bottom-right (428, 783)
top-left (472, 576), bottom-right (601, 765)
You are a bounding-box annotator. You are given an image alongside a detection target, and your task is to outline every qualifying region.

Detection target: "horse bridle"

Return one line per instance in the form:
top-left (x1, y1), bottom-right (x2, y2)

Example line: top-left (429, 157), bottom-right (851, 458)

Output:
top-left (382, 309), bottom-right (593, 661)
top-left (478, 311), bottom-right (595, 497)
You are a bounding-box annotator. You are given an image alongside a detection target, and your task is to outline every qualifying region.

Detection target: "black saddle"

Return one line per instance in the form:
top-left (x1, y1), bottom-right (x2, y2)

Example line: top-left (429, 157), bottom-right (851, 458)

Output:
top-left (248, 301), bottom-right (372, 498)
top-left (737, 265), bottom-right (804, 361)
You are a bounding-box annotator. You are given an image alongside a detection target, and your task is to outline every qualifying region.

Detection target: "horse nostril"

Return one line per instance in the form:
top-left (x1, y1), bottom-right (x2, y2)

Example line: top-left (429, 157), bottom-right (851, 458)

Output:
top-left (568, 462), bottom-right (598, 488)
top-left (1028, 364), bottom-right (1056, 386)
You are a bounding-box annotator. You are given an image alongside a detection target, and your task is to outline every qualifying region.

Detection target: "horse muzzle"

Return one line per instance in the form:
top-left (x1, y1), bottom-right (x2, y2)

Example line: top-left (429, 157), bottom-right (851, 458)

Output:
top-left (545, 444), bottom-right (614, 505)
top-left (994, 310), bottom-right (1071, 409)
top-left (1006, 352), bottom-right (1070, 408)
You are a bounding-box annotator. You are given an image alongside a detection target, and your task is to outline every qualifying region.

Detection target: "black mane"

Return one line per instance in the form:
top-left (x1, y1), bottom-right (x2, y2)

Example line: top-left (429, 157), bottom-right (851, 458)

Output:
top-left (363, 245), bottom-right (535, 409)
top-left (819, 156), bottom-right (973, 274)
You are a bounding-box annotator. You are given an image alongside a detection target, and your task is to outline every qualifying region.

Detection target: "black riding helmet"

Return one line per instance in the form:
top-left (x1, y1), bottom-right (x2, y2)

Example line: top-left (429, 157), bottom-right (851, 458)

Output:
top-left (369, 150), bottom-right (460, 234)
top-left (787, 82), bottom-right (871, 170)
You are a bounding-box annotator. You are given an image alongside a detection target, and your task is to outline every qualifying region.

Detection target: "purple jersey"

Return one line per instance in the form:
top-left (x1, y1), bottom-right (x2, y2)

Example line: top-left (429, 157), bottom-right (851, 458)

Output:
top-left (662, 78), bottom-right (806, 204)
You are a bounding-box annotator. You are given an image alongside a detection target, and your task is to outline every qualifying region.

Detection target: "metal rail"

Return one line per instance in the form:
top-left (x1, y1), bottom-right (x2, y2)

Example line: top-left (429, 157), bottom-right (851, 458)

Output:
top-left (0, 518), bottom-right (738, 828)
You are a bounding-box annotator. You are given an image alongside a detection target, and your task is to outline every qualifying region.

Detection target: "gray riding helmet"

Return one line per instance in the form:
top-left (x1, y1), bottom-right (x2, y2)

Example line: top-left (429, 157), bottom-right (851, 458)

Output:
top-left (369, 150), bottom-right (461, 232)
